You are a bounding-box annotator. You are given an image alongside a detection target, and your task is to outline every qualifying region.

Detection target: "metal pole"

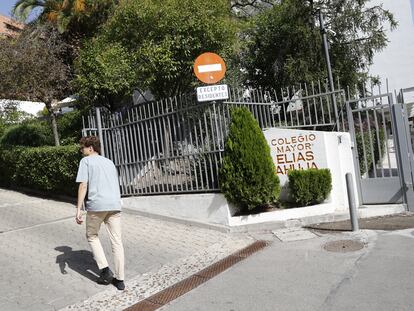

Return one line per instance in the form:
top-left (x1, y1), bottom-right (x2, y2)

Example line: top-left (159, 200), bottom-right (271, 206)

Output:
top-left (95, 107), bottom-right (105, 157)
top-left (319, 10), bottom-right (339, 130)
top-left (346, 173), bottom-right (359, 231)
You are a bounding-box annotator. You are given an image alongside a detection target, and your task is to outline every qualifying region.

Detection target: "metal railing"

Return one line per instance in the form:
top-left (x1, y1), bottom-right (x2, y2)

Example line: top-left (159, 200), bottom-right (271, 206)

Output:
top-left (82, 85), bottom-right (345, 196)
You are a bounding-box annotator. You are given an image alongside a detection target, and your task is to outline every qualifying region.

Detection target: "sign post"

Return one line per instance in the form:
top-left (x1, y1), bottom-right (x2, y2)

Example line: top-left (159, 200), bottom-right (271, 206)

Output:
top-left (194, 52), bottom-right (228, 101)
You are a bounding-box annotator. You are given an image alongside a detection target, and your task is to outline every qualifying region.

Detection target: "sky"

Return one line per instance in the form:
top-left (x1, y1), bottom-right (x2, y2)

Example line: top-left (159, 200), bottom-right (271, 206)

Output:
top-left (0, 0), bottom-right (40, 20)
top-left (0, 0), bottom-right (15, 17)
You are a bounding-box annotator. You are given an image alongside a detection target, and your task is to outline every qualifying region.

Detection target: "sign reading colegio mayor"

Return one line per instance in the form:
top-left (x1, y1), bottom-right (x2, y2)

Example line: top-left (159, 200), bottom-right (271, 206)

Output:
top-left (263, 128), bottom-right (328, 185)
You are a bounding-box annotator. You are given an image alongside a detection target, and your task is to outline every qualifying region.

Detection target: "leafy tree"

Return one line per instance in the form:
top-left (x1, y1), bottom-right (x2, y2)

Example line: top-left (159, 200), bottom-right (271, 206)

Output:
top-left (0, 101), bottom-right (34, 137)
top-left (75, 0), bottom-right (238, 107)
top-left (0, 24), bottom-right (72, 145)
top-left (13, 0), bottom-right (118, 70)
top-left (13, 0), bottom-right (87, 31)
top-left (237, 0), bottom-right (396, 90)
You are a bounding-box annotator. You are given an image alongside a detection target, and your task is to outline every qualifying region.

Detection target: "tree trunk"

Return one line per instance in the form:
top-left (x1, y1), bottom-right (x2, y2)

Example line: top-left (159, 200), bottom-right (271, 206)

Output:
top-left (46, 101), bottom-right (60, 146)
top-left (51, 112), bottom-right (60, 146)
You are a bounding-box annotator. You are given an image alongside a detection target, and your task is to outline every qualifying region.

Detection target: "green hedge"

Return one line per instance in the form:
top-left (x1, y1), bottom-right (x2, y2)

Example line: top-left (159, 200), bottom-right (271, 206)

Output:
top-left (288, 169), bottom-right (332, 206)
top-left (0, 122), bottom-right (53, 147)
top-left (0, 145), bottom-right (81, 196)
top-left (220, 107), bottom-right (280, 213)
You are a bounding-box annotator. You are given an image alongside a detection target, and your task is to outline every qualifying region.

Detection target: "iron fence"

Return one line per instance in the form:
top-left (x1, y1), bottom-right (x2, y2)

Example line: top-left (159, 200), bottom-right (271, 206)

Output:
top-left (82, 85), bottom-right (345, 196)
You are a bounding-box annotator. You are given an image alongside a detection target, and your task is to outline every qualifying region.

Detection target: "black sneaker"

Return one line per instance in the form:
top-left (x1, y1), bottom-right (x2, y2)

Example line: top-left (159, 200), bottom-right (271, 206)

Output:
top-left (112, 278), bottom-right (125, 290)
top-left (97, 267), bottom-right (113, 285)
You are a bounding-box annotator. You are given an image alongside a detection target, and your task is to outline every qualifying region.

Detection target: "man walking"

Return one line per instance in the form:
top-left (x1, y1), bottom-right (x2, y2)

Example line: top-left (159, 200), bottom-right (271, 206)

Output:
top-left (75, 136), bottom-right (125, 290)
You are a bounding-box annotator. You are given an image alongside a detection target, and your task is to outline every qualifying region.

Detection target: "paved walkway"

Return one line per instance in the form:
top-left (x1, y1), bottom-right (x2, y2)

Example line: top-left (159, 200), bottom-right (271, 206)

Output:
top-left (159, 228), bottom-right (414, 311)
top-left (0, 189), bottom-right (253, 311)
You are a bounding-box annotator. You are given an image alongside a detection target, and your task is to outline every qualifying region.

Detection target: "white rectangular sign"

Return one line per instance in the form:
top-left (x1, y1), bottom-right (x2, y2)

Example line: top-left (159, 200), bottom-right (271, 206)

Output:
top-left (197, 84), bottom-right (229, 102)
top-left (197, 64), bottom-right (222, 73)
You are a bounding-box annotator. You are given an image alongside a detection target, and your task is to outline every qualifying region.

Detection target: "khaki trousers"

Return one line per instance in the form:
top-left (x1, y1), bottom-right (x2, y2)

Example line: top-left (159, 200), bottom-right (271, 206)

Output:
top-left (86, 211), bottom-right (125, 280)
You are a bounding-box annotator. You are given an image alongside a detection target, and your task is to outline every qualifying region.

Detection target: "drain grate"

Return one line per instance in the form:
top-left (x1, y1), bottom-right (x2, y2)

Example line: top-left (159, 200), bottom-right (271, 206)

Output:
top-left (323, 240), bottom-right (365, 253)
top-left (124, 240), bottom-right (268, 311)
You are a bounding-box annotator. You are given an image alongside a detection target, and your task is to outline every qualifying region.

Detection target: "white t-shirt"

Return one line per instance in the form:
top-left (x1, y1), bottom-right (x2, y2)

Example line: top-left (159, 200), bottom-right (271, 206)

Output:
top-left (76, 155), bottom-right (122, 212)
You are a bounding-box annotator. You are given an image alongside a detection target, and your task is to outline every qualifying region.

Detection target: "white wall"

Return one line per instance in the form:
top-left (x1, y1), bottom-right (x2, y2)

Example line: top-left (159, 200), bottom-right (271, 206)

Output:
top-left (369, 0), bottom-right (414, 97)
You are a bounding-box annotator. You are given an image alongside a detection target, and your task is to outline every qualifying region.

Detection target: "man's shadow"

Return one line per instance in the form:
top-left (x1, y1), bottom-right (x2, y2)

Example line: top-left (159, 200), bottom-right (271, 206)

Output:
top-left (55, 246), bottom-right (100, 282)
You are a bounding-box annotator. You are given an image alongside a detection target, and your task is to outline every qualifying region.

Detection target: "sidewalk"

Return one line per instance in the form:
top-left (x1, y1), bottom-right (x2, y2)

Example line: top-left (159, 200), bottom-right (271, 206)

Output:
top-left (0, 189), bottom-right (253, 311)
top-left (2, 188), bottom-right (414, 311)
top-left (159, 226), bottom-right (414, 311)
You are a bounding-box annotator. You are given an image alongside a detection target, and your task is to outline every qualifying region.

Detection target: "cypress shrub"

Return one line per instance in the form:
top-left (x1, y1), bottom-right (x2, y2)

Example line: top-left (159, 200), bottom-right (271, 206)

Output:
top-left (220, 107), bottom-right (280, 213)
top-left (0, 145), bottom-right (81, 196)
top-left (288, 168), bottom-right (332, 206)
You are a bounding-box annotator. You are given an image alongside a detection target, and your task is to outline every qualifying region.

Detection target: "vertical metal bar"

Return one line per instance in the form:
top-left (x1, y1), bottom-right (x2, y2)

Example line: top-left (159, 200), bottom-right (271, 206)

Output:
top-left (198, 115), bottom-right (208, 190)
top-left (358, 111), bottom-right (369, 176)
top-left (311, 81), bottom-right (319, 126)
top-left (299, 83), bottom-right (306, 126)
top-left (181, 103), bottom-right (192, 192)
top-left (95, 107), bottom-right (105, 157)
top-left (372, 107), bottom-right (384, 178)
top-left (130, 112), bottom-right (141, 194)
top-left (379, 97), bottom-right (393, 177)
top-left (391, 100), bottom-right (414, 211)
top-left (287, 87), bottom-right (293, 127)
top-left (151, 102), bottom-right (162, 193)
top-left (347, 101), bottom-right (363, 205)
top-left (324, 81), bottom-right (333, 125)
top-left (160, 99), bottom-right (171, 192)
top-left (365, 109), bottom-right (377, 178)
top-left (172, 96), bottom-right (182, 192)
top-left (319, 10), bottom-right (338, 129)
top-left (346, 173), bottom-right (359, 231)
top-left (292, 85), bottom-right (300, 127)
top-left (143, 104), bottom-right (153, 194)
top-left (318, 80), bottom-right (326, 125)
top-left (137, 106), bottom-right (147, 194)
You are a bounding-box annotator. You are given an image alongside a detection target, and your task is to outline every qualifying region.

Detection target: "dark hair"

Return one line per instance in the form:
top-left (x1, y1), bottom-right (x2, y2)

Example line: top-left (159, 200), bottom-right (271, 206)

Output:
top-left (79, 136), bottom-right (101, 154)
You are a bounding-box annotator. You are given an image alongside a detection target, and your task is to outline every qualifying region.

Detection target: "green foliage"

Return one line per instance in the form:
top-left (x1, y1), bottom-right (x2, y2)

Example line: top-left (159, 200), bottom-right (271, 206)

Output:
top-left (288, 169), bottom-right (332, 206)
top-left (0, 122), bottom-right (53, 147)
top-left (356, 128), bottom-right (385, 176)
top-left (0, 147), bottom-right (23, 188)
top-left (75, 0), bottom-right (238, 106)
top-left (75, 42), bottom-right (138, 109)
top-left (13, 0), bottom-right (115, 35)
top-left (240, 0), bottom-right (324, 89)
top-left (220, 107), bottom-right (280, 212)
top-left (0, 145), bottom-right (81, 196)
top-left (238, 0), bottom-right (396, 90)
top-left (57, 110), bottom-right (83, 145)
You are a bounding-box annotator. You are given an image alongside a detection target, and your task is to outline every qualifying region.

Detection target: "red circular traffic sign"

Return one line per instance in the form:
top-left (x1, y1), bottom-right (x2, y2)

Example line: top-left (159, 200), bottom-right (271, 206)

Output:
top-left (194, 52), bottom-right (226, 84)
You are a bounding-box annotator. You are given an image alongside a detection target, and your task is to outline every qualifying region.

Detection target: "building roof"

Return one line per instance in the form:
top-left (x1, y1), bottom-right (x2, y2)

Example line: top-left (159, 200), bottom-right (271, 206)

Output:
top-left (0, 14), bottom-right (24, 39)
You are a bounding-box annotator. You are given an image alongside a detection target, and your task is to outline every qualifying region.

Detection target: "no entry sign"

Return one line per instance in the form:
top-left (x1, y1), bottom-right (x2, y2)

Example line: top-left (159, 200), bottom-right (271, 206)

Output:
top-left (194, 52), bottom-right (226, 84)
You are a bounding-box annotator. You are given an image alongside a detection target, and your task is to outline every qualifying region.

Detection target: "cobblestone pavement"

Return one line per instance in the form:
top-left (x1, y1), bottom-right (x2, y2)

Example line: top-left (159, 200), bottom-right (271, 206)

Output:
top-left (0, 189), bottom-right (253, 311)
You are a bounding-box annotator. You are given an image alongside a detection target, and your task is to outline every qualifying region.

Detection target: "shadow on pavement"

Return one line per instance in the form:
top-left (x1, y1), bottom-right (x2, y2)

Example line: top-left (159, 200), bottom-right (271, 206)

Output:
top-left (55, 246), bottom-right (100, 282)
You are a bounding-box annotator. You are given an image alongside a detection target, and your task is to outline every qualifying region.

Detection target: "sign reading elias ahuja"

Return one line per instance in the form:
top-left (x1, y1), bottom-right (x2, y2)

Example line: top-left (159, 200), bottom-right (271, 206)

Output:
top-left (264, 128), bottom-right (328, 185)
